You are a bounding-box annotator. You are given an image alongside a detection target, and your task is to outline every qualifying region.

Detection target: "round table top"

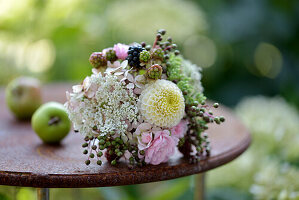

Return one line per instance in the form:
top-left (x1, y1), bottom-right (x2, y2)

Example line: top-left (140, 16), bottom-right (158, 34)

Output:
top-left (0, 83), bottom-right (251, 188)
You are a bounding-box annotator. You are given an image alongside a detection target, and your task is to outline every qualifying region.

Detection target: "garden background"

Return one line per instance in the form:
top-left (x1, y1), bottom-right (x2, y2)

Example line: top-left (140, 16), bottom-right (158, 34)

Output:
top-left (0, 0), bottom-right (299, 199)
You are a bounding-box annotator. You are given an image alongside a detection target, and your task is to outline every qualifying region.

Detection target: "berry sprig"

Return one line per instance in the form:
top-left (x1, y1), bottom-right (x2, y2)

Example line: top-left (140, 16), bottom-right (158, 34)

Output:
top-left (81, 132), bottom-right (146, 166)
top-left (164, 41), bottom-right (225, 163)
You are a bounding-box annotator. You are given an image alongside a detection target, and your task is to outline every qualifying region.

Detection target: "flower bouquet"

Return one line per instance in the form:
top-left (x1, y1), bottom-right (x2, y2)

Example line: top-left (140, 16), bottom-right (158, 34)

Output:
top-left (65, 29), bottom-right (225, 167)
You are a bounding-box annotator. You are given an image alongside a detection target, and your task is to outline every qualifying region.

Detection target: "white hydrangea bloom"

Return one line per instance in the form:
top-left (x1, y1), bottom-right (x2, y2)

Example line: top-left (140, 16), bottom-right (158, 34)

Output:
top-left (139, 79), bottom-right (185, 128)
top-left (65, 72), bottom-right (139, 137)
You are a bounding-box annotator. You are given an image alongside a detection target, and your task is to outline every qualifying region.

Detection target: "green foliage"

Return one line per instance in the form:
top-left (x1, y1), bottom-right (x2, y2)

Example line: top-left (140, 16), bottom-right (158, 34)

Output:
top-left (167, 53), bottom-right (183, 81)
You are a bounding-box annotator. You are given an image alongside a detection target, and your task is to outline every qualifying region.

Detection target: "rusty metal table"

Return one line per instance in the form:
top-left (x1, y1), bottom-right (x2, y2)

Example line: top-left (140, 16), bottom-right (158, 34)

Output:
top-left (0, 84), bottom-right (251, 200)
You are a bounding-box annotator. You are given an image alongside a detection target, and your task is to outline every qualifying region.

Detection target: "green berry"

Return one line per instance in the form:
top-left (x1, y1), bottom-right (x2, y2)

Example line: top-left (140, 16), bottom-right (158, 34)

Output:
top-left (214, 117), bottom-right (221, 124)
top-left (174, 50), bottom-right (180, 55)
top-left (92, 145), bottom-right (97, 150)
top-left (89, 153), bottom-right (95, 158)
top-left (158, 29), bottom-right (166, 35)
top-left (110, 131), bottom-right (115, 135)
top-left (97, 160), bottom-right (102, 165)
top-left (145, 45), bottom-right (151, 51)
top-left (111, 160), bottom-right (117, 165)
top-left (152, 48), bottom-right (164, 60)
top-left (213, 103), bottom-right (219, 108)
top-left (99, 145), bottom-right (105, 150)
top-left (99, 139), bottom-right (105, 145)
top-left (139, 50), bottom-right (151, 63)
top-left (83, 149), bottom-right (88, 154)
top-left (82, 143), bottom-right (88, 148)
top-left (97, 151), bottom-right (103, 157)
top-left (117, 152), bottom-right (123, 157)
top-left (85, 160), bottom-right (91, 165)
top-left (89, 136), bottom-right (94, 140)
top-left (115, 137), bottom-right (121, 143)
top-left (220, 116), bottom-right (225, 122)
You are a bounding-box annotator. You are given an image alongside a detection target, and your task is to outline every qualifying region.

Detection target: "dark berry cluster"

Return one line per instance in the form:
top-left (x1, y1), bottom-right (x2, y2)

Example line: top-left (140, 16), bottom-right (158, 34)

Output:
top-left (127, 45), bottom-right (145, 68)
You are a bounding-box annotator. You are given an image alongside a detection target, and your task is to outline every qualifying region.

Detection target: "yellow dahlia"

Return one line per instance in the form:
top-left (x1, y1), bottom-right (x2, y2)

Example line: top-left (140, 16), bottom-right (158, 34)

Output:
top-left (139, 80), bottom-right (185, 128)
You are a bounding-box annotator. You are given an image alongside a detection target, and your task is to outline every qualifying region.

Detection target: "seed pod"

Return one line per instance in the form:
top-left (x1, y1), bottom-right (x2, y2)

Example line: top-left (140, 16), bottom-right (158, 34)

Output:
top-left (89, 52), bottom-right (107, 69)
top-left (147, 64), bottom-right (163, 79)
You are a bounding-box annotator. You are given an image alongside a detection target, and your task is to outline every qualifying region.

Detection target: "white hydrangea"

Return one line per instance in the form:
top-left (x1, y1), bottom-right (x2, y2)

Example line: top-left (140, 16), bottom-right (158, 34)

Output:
top-left (65, 72), bottom-right (139, 137)
top-left (139, 79), bottom-right (185, 128)
top-left (181, 59), bottom-right (203, 93)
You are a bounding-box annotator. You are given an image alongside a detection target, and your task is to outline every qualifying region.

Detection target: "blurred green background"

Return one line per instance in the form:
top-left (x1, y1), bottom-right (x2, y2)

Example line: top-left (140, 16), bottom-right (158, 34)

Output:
top-left (1, 0), bottom-right (299, 199)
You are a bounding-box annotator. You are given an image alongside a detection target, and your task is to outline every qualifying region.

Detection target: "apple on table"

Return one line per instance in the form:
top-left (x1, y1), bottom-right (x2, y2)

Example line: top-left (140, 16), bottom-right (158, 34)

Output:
top-left (32, 102), bottom-right (71, 144)
top-left (5, 77), bottom-right (42, 120)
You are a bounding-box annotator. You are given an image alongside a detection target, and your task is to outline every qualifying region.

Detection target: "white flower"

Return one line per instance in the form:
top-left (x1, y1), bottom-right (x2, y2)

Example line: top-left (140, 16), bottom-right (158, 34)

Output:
top-left (65, 72), bottom-right (139, 137)
top-left (139, 79), bottom-right (185, 128)
top-left (105, 60), bottom-right (128, 74)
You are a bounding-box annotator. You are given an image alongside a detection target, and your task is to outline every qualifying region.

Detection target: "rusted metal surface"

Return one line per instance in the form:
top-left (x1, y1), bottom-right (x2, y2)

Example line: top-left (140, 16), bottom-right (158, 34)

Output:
top-left (0, 83), bottom-right (251, 188)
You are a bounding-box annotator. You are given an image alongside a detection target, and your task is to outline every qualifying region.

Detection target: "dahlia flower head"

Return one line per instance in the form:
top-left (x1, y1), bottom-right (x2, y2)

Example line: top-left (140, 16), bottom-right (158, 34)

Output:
top-left (65, 29), bottom-right (224, 167)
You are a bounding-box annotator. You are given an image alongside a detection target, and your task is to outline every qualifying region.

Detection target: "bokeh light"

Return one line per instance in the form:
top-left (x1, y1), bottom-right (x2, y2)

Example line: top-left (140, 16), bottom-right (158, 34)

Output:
top-left (183, 35), bottom-right (217, 68)
top-left (25, 39), bottom-right (56, 73)
top-left (254, 42), bottom-right (283, 78)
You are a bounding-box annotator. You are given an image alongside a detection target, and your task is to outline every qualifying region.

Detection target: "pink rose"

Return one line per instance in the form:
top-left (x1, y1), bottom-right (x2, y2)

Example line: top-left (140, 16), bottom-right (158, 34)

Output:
top-left (113, 43), bottom-right (129, 60)
top-left (171, 120), bottom-right (188, 139)
top-left (145, 130), bottom-right (178, 165)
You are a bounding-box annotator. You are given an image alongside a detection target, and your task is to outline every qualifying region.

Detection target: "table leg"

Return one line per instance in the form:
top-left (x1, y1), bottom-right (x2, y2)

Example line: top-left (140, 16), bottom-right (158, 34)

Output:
top-left (37, 188), bottom-right (49, 200)
top-left (194, 173), bottom-right (205, 200)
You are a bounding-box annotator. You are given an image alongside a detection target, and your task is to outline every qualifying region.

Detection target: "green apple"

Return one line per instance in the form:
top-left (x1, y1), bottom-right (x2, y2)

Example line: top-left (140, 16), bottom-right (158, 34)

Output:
top-left (5, 77), bottom-right (42, 120)
top-left (32, 102), bottom-right (71, 144)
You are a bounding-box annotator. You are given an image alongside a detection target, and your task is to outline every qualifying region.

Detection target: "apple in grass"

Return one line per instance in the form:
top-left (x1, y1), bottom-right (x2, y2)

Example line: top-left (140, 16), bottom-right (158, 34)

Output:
top-left (32, 102), bottom-right (71, 144)
top-left (5, 77), bottom-right (42, 120)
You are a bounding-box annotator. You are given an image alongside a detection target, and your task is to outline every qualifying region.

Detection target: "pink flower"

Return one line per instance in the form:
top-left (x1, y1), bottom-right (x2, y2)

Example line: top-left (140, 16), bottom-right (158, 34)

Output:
top-left (145, 130), bottom-right (178, 165)
top-left (134, 123), bottom-right (153, 150)
top-left (171, 120), bottom-right (189, 139)
top-left (113, 43), bottom-right (129, 60)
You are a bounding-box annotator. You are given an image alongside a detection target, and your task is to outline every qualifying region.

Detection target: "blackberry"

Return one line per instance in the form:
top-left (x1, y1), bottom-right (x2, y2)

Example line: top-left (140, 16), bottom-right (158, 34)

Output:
top-left (127, 45), bottom-right (145, 68)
